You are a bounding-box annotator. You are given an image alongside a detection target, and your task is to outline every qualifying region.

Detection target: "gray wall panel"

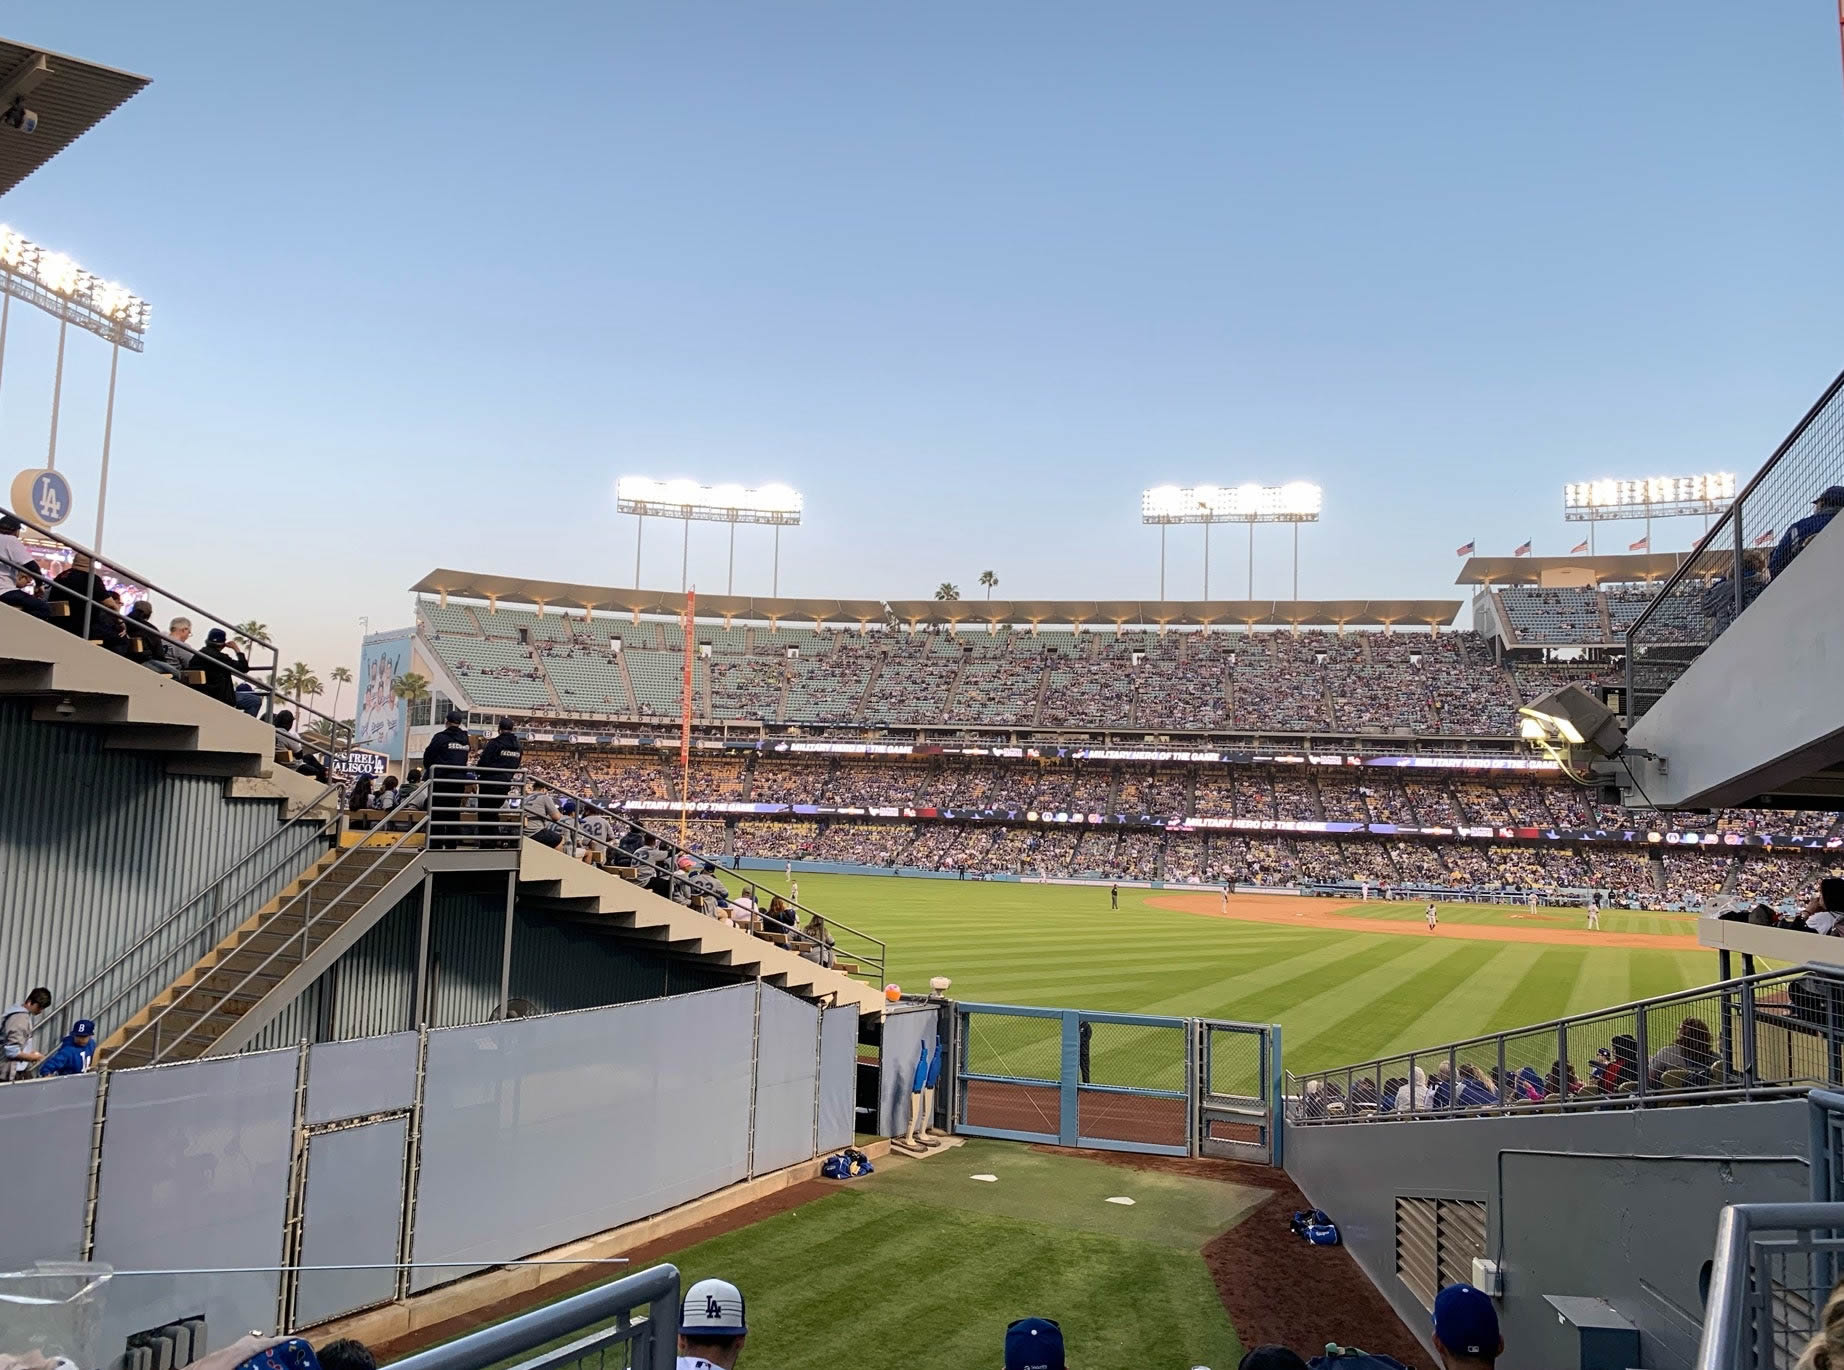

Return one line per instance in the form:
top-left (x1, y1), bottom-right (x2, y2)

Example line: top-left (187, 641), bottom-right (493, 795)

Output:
top-left (294, 1119), bottom-right (409, 1327)
top-left (752, 986), bottom-right (819, 1175)
top-left (878, 1006), bottom-right (938, 1138)
top-left (817, 1005), bottom-right (859, 1152)
top-left (0, 701), bottom-right (325, 1036)
top-left (305, 1032), bottom-right (420, 1123)
top-left (409, 983), bottom-right (755, 1291)
top-left (1285, 1098), bottom-right (1811, 1370)
top-left (0, 1072), bottom-right (98, 1267)
top-left (91, 1051), bottom-right (300, 1354)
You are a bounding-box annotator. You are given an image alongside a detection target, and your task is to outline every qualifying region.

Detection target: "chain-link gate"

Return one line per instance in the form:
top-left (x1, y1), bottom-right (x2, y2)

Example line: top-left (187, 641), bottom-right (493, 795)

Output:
top-left (1198, 1018), bottom-right (1281, 1164)
top-left (952, 1003), bottom-right (1276, 1160)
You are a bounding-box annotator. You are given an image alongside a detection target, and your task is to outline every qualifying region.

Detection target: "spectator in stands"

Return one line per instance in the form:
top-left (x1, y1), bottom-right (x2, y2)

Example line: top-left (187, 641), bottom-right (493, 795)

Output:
top-left (1394, 1066), bottom-right (1434, 1112)
top-left (2, 562), bottom-right (55, 620)
top-left (801, 913), bottom-right (836, 969)
top-left (0, 513), bottom-right (32, 572)
top-left (1545, 1059), bottom-right (1581, 1099)
top-left (404, 767), bottom-right (427, 809)
top-left (1004, 1317), bottom-right (1064, 1370)
top-left (314, 1341), bottom-right (376, 1370)
top-left (149, 616), bottom-right (195, 678)
top-left (523, 780), bottom-right (565, 847)
top-left (1455, 1062), bottom-right (1498, 1108)
top-left (1647, 1017), bottom-right (1715, 1088)
top-left (192, 628), bottom-right (243, 709)
top-left (1801, 878), bottom-right (1844, 936)
top-left (35, 1019), bottom-right (95, 1077)
top-left (477, 716), bottom-right (524, 813)
top-left (90, 590), bottom-right (128, 653)
top-left (123, 599), bottom-right (160, 663)
top-left (1770, 485), bottom-right (1844, 578)
top-left (48, 551), bottom-right (105, 633)
top-left (374, 775), bottom-right (401, 811)
top-left (1608, 1034), bottom-right (1640, 1093)
top-left (348, 776), bottom-right (375, 813)
top-left (764, 894), bottom-right (795, 933)
top-left (2, 987), bottom-right (51, 1079)
top-left (678, 1276), bottom-right (749, 1369)
top-left (1432, 1282), bottom-right (1502, 1368)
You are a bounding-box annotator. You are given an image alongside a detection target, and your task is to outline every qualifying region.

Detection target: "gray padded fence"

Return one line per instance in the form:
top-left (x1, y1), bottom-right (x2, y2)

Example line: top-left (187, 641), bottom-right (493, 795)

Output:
top-left (0, 1072), bottom-right (98, 1268)
top-left (91, 1051), bottom-right (299, 1360)
top-left (304, 1031), bottom-right (419, 1124)
top-left (878, 1005), bottom-right (940, 1138)
top-left (294, 1118), bottom-right (410, 1326)
top-left (753, 986), bottom-right (821, 1175)
top-left (409, 983), bottom-right (757, 1292)
top-left (2, 978), bottom-right (847, 1349)
top-left (817, 1004), bottom-right (859, 1152)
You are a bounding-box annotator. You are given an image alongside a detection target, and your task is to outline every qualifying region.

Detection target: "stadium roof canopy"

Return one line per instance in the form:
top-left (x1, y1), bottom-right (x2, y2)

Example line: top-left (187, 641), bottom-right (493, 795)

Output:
top-left (1455, 552), bottom-right (1698, 587)
top-left (410, 570), bottom-right (1461, 629)
top-left (0, 41), bottom-right (149, 198)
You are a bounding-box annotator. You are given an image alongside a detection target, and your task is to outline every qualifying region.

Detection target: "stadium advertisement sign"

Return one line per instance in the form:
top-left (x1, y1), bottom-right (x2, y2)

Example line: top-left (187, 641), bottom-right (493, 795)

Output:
top-left (355, 629), bottom-right (414, 760)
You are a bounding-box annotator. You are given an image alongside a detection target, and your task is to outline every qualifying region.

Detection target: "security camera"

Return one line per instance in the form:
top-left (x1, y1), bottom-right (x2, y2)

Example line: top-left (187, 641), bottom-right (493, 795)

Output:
top-left (2, 97), bottom-right (37, 133)
top-left (54, 696), bottom-right (74, 718)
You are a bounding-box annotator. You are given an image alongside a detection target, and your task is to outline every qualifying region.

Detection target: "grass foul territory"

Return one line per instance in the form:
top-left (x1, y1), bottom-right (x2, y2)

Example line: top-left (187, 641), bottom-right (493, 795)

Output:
top-left (737, 872), bottom-right (1713, 1071)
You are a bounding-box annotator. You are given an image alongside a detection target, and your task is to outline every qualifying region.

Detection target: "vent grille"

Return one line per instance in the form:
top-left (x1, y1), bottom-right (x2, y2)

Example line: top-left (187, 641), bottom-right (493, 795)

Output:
top-left (1395, 1197), bottom-right (1486, 1311)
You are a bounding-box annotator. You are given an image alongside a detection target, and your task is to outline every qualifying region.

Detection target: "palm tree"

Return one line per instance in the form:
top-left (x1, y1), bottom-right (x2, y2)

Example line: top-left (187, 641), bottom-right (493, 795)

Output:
top-left (233, 619), bottom-right (270, 651)
top-left (276, 661), bottom-right (309, 701)
top-left (934, 583), bottom-right (960, 601)
top-left (979, 570), bottom-right (998, 599)
top-left (390, 672), bottom-right (432, 768)
top-left (329, 665), bottom-right (353, 718)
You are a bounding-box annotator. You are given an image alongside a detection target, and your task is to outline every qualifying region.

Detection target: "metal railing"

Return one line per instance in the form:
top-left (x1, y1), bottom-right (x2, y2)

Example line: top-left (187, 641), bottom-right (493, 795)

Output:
top-left (1287, 965), bottom-right (1844, 1123)
top-left (107, 767), bottom-right (510, 1066)
top-left (385, 1263), bottom-right (680, 1370)
top-left (1696, 1202), bottom-right (1844, 1370)
top-left (39, 780), bottom-right (344, 1040)
top-left (1626, 368), bottom-right (1844, 719)
top-left (0, 501), bottom-right (357, 754)
top-left (528, 775), bottom-right (889, 987)
top-left (1814, 1089), bottom-right (1844, 1203)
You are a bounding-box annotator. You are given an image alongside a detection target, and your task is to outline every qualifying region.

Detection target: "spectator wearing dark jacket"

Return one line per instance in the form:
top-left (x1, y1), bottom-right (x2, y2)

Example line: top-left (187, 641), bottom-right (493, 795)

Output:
top-left (193, 628), bottom-right (242, 707)
top-left (36, 1019), bottom-right (95, 1077)
top-left (1, 563), bottom-right (55, 620)
top-left (1769, 485), bottom-right (1844, 577)
top-left (48, 553), bottom-right (106, 633)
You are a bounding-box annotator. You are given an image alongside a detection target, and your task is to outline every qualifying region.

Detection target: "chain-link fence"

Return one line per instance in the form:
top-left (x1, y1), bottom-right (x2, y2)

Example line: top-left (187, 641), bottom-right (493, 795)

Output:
top-left (1288, 967), bottom-right (1844, 1123)
top-left (1628, 368), bottom-right (1844, 719)
top-left (1076, 1014), bottom-right (1189, 1150)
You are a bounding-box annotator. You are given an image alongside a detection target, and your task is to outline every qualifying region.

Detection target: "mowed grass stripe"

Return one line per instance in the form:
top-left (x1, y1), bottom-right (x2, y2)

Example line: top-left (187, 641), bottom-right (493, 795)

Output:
top-left (1379, 944), bottom-right (1546, 1056)
top-left (1193, 934), bottom-right (1434, 1026)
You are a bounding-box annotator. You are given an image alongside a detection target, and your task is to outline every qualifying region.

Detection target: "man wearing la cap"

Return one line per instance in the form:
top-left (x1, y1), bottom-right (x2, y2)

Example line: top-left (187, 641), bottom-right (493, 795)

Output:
top-left (1005, 1316), bottom-right (1066, 1370)
top-left (1432, 1282), bottom-right (1502, 1368)
top-left (1769, 484), bottom-right (1844, 578)
top-left (678, 1277), bottom-right (748, 1369)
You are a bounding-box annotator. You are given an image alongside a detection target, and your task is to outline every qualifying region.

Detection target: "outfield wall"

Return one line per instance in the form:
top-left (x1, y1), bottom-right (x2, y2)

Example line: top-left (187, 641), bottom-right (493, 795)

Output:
top-left (0, 982), bottom-right (857, 1364)
top-left (1285, 1099), bottom-right (1810, 1370)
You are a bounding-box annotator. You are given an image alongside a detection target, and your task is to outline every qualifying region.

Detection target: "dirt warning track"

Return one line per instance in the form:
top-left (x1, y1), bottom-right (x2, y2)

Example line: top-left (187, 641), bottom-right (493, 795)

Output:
top-left (1147, 891), bottom-right (1697, 949)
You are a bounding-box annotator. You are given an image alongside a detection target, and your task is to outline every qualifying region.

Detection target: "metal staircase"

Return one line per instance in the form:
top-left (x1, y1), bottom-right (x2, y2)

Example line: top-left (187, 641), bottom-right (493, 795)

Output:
top-left (101, 814), bottom-right (433, 1068)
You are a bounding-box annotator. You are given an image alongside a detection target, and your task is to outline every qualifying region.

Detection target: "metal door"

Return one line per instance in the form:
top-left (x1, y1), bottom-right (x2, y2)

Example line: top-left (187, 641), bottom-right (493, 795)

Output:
top-left (1196, 1019), bottom-right (1281, 1164)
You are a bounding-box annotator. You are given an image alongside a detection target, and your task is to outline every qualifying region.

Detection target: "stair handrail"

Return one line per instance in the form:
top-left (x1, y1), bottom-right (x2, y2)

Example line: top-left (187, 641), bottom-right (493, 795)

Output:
top-left (1, 501), bottom-right (357, 754)
top-left (42, 780), bottom-right (344, 1035)
top-left (525, 776), bottom-right (888, 986)
top-left (107, 765), bottom-right (502, 1065)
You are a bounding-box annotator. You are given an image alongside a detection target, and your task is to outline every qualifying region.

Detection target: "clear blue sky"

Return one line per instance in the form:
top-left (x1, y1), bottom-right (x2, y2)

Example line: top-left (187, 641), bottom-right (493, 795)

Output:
top-left (5, 4), bottom-right (1843, 685)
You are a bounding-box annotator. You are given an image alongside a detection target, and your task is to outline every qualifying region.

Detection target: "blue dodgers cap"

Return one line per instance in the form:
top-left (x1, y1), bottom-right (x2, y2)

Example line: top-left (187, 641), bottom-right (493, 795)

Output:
top-left (1005, 1317), bottom-right (1065, 1370)
top-left (1434, 1283), bottom-right (1499, 1359)
top-left (1816, 485), bottom-right (1844, 508)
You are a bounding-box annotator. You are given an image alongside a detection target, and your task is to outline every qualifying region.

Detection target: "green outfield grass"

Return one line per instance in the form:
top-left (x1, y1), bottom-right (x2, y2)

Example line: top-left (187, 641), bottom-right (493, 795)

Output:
top-left (741, 872), bottom-right (1717, 1071)
top-left (639, 1140), bottom-right (1246, 1370)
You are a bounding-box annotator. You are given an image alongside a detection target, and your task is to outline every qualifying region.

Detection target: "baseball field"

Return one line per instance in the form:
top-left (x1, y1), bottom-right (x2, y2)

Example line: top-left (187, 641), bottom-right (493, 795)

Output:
top-left (739, 871), bottom-right (1716, 1071)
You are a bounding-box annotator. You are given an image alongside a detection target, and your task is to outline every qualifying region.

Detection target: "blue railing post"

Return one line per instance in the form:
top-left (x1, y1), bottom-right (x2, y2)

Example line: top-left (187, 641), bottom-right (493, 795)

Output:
top-left (1059, 1011), bottom-right (1081, 1146)
top-left (1269, 1023), bottom-right (1285, 1168)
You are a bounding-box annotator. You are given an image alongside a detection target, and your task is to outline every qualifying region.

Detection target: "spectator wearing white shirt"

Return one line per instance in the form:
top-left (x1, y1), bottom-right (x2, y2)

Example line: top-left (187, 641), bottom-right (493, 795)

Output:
top-left (1394, 1065), bottom-right (1434, 1113)
top-left (0, 514), bottom-right (33, 574)
top-left (1803, 878), bottom-right (1844, 935)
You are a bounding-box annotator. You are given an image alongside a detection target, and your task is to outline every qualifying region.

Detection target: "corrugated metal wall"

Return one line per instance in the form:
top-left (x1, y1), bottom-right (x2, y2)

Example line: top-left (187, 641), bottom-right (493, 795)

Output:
top-left (0, 701), bottom-right (324, 1027)
top-left (244, 875), bottom-right (735, 1050)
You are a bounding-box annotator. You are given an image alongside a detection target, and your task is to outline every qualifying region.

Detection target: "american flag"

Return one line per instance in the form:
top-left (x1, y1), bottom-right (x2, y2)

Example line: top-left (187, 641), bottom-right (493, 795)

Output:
top-left (1570, 539), bottom-right (1589, 554)
top-left (1751, 529), bottom-right (1775, 547)
top-left (1629, 535), bottom-right (1649, 552)
top-left (1513, 541), bottom-right (1532, 557)
top-left (1455, 540), bottom-right (1475, 557)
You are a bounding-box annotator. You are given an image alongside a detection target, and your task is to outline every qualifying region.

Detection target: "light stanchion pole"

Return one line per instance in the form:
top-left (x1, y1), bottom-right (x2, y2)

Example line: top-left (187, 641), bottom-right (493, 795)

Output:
top-left (727, 513), bottom-right (736, 596)
top-left (773, 525), bottom-right (781, 596)
top-left (634, 512), bottom-right (644, 587)
top-left (1247, 522), bottom-right (1255, 599)
top-left (0, 293), bottom-right (11, 415)
top-left (1203, 521), bottom-right (1211, 599)
top-left (93, 339), bottom-right (120, 550)
top-left (680, 516), bottom-right (690, 593)
top-left (1292, 523), bottom-right (1299, 599)
top-left (45, 316), bottom-right (67, 470)
top-left (1159, 524), bottom-right (1166, 601)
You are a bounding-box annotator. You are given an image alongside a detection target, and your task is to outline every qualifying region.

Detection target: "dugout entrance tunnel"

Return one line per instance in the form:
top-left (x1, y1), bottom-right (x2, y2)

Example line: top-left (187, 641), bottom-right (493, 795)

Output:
top-left (925, 1000), bottom-right (1282, 1163)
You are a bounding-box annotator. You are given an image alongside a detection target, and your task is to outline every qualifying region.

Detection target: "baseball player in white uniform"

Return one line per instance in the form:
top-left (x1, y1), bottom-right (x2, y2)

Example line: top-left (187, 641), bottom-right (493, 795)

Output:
top-left (1587, 899), bottom-right (1601, 931)
top-left (678, 1277), bottom-right (748, 1369)
top-left (1426, 902), bottom-right (1439, 932)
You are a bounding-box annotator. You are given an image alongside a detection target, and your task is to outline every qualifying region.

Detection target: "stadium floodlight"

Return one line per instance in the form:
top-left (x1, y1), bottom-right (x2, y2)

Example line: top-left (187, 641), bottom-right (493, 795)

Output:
top-left (616, 476), bottom-right (805, 595)
top-left (0, 225), bottom-right (152, 555)
top-left (1517, 683), bottom-right (1633, 778)
top-left (1141, 481), bottom-right (1322, 599)
top-left (1562, 472), bottom-right (1735, 554)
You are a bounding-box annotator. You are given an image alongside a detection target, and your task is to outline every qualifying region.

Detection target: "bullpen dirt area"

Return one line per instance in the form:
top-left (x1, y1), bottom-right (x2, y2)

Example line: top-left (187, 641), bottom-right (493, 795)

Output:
top-left (1148, 890), bottom-right (1695, 949)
